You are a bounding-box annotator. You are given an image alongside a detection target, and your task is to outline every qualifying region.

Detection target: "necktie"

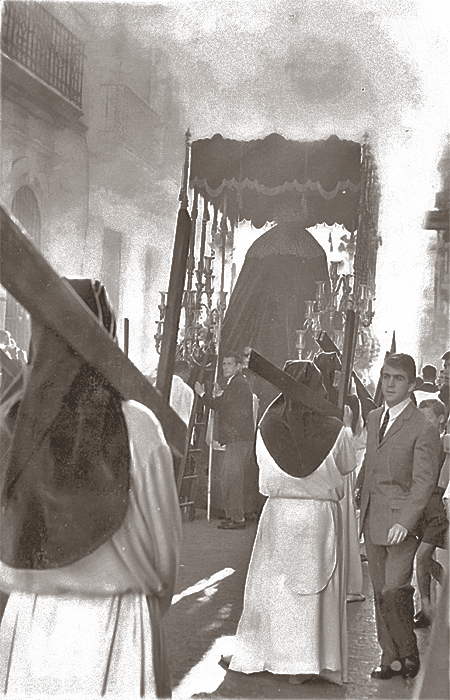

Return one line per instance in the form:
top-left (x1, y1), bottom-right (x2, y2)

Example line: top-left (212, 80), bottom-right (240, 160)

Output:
top-left (379, 409), bottom-right (390, 443)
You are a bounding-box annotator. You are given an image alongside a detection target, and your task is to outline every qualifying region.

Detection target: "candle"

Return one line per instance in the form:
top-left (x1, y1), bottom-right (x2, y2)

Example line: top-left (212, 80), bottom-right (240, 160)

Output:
top-left (305, 300), bottom-right (314, 318)
top-left (295, 329), bottom-right (306, 349)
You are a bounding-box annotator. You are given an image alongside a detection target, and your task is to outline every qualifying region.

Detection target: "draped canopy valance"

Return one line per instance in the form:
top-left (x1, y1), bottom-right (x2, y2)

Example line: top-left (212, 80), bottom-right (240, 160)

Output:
top-left (189, 133), bottom-right (362, 231)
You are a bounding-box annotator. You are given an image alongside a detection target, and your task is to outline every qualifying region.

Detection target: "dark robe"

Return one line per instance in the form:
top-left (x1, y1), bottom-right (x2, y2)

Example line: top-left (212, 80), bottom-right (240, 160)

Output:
top-left (221, 221), bottom-right (329, 410)
top-left (0, 279), bottom-right (129, 571)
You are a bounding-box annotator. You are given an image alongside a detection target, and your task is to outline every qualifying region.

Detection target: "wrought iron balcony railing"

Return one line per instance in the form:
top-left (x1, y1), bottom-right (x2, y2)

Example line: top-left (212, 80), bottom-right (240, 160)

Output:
top-left (2, 1), bottom-right (84, 109)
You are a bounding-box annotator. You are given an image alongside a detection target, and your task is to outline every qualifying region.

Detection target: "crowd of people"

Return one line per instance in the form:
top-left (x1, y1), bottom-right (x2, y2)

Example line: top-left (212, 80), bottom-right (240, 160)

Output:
top-left (0, 280), bottom-right (448, 697)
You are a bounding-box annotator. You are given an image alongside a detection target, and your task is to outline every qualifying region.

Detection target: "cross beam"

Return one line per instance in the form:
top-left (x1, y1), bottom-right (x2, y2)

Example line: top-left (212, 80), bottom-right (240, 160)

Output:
top-left (316, 330), bottom-right (376, 419)
top-left (0, 348), bottom-right (20, 381)
top-left (247, 349), bottom-right (343, 419)
top-left (156, 208), bottom-right (191, 401)
top-left (0, 205), bottom-right (187, 459)
top-left (337, 309), bottom-right (357, 409)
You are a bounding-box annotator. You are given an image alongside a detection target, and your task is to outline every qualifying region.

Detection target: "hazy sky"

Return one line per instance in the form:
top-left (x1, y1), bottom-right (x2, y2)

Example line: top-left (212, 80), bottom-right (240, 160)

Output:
top-left (100, 0), bottom-right (449, 367)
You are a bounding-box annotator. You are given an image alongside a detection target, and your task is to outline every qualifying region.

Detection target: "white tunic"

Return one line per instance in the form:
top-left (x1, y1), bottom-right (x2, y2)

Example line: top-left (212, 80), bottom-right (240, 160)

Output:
top-left (0, 401), bottom-right (182, 698)
top-left (229, 426), bottom-right (356, 682)
top-left (342, 469), bottom-right (364, 596)
top-left (170, 374), bottom-right (194, 426)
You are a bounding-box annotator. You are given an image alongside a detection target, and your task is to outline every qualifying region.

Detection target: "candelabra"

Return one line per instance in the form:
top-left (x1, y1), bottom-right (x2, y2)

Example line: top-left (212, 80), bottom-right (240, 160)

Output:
top-left (296, 259), bottom-right (375, 360)
top-left (154, 203), bottom-right (229, 364)
top-left (154, 291), bottom-right (167, 355)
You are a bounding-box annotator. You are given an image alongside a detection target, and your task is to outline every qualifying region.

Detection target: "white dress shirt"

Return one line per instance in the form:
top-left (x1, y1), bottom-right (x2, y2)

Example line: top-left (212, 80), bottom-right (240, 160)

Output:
top-left (380, 397), bottom-right (412, 434)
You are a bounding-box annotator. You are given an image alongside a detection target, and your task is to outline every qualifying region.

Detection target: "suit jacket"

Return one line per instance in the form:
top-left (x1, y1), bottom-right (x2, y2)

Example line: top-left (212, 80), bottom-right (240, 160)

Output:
top-left (356, 402), bottom-right (441, 545)
top-left (202, 372), bottom-right (254, 445)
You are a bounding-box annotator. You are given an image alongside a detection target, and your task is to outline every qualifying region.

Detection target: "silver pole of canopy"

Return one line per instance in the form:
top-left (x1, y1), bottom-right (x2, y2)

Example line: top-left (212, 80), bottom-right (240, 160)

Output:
top-left (207, 194), bottom-right (229, 522)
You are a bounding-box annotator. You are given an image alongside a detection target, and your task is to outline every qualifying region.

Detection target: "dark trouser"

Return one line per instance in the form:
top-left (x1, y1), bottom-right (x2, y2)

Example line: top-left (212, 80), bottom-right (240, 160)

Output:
top-left (364, 518), bottom-right (420, 665)
top-left (221, 441), bottom-right (253, 522)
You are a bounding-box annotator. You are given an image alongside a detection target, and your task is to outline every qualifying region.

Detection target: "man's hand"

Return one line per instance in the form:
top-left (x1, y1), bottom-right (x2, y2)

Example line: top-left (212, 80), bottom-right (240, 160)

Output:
top-left (194, 382), bottom-right (205, 397)
top-left (387, 523), bottom-right (408, 546)
top-left (212, 382), bottom-right (223, 398)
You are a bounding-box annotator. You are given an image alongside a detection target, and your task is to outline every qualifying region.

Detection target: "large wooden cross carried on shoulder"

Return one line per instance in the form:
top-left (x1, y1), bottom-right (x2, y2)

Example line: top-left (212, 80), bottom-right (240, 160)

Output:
top-left (0, 348), bottom-right (20, 387)
top-left (247, 303), bottom-right (365, 421)
top-left (247, 349), bottom-right (343, 419)
top-left (0, 205), bottom-right (187, 459)
top-left (316, 330), bottom-right (377, 420)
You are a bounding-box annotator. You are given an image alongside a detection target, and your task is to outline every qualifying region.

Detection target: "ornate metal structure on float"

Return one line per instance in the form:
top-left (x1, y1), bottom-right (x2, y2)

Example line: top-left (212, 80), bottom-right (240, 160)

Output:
top-left (154, 129), bottom-right (234, 368)
top-left (297, 135), bottom-right (380, 363)
top-left (154, 129), bottom-right (380, 520)
top-left (155, 131), bottom-right (380, 383)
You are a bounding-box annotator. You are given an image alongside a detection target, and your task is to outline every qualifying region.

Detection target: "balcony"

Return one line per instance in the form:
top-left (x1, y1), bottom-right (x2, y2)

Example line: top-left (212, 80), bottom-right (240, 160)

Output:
top-left (1, 1), bottom-right (84, 109)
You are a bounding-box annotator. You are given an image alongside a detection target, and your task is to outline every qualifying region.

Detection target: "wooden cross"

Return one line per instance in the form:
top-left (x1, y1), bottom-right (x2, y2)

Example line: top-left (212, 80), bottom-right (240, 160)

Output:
top-left (0, 205), bottom-right (187, 459)
top-left (247, 349), bottom-right (343, 419)
top-left (0, 348), bottom-right (20, 381)
top-left (337, 308), bottom-right (357, 409)
top-left (316, 330), bottom-right (376, 419)
top-left (156, 128), bottom-right (192, 402)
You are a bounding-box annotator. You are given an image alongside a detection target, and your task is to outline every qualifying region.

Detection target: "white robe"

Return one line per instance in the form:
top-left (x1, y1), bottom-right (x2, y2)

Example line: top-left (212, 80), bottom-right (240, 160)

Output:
top-left (229, 426), bottom-right (356, 682)
top-left (170, 374), bottom-right (194, 426)
top-left (0, 400), bottom-right (182, 698)
top-left (343, 470), bottom-right (364, 596)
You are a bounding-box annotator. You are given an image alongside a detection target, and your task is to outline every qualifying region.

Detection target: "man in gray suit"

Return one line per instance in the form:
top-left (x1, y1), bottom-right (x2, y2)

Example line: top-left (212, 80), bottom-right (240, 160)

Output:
top-left (356, 353), bottom-right (441, 680)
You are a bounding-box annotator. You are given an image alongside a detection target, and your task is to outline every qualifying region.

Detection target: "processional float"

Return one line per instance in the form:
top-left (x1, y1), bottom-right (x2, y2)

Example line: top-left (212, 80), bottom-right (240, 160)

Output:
top-left (0, 130), bottom-right (380, 520)
top-left (156, 129), bottom-right (380, 518)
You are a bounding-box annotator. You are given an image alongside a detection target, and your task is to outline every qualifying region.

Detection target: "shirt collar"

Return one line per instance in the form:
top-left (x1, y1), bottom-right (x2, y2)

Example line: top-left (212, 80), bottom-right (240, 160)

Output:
top-left (383, 396), bottom-right (412, 422)
top-left (226, 371), bottom-right (239, 385)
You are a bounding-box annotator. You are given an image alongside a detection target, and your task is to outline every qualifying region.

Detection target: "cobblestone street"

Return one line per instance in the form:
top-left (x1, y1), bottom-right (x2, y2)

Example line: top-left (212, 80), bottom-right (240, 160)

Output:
top-left (165, 513), bottom-right (433, 700)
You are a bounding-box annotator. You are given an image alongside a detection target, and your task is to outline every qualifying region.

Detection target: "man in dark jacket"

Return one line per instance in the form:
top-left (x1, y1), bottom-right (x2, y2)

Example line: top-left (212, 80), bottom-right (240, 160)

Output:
top-left (195, 351), bottom-right (255, 529)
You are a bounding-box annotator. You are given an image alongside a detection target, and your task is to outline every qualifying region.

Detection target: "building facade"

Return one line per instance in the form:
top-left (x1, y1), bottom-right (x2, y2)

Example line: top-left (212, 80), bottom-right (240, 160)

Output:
top-left (421, 139), bottom-right (450, 365)
top-left (1, 1), bottom-right (89, 354)
top-left (1, 1), bottom-right (185, 372)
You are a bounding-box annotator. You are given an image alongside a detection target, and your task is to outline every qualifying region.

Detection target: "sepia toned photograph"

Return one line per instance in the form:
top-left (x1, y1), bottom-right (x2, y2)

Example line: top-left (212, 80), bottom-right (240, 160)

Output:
top-left (0, 1), bottom-right (449, 698)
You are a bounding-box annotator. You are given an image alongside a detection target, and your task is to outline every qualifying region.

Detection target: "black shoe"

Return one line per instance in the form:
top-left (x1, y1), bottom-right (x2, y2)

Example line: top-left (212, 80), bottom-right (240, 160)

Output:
top-left (401, 654), bottom-right (420, 679)
top-left (414, 610), bottom-right (431, 628)
top-left (217, 520), bottom-right (246, 530)
top-left (220, 518), bottom-right (231, 525)
top-left (371, 664), bottom-right (402, 680)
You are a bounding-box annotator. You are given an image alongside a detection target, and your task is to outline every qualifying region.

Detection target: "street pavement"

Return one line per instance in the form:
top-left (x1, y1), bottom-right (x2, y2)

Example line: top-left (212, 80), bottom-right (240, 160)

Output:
top-left (165, 511), bottom-right (434, 700)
